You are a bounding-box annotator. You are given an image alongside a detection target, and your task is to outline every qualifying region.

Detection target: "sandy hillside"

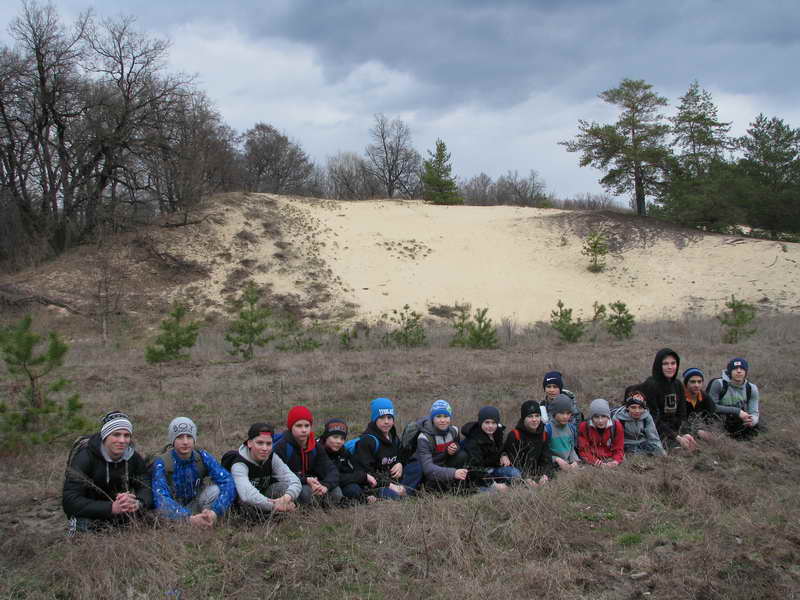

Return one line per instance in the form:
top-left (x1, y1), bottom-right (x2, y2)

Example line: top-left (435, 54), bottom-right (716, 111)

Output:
top-left (5, 193), bottom-right (800, 325)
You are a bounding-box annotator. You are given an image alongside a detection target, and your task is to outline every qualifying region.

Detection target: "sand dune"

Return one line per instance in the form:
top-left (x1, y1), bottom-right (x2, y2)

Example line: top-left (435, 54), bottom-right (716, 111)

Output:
top-left (202, 195), bottom-right (800, 324)
top-left (8, 193), bottom-right (799, 325)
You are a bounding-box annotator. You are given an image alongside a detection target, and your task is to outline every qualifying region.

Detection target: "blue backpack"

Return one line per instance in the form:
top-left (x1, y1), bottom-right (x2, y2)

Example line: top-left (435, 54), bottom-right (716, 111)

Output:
top-left (273, 432), bottom-right (316, 462)
top-left (343, 433), bottom-right (380, 457)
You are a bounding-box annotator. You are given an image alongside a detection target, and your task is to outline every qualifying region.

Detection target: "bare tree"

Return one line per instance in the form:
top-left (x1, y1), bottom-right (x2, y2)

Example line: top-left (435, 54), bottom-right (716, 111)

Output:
top-left (460, 172), bottom-right (495, 205)
top-left (494, 170), bottom-right (549, 206)
top-left (364, 113), bottom-right (421, 198)
top-left (241, 122), bottom-right (313, 194)
top-left (326, 151), bottom-right (381, 199)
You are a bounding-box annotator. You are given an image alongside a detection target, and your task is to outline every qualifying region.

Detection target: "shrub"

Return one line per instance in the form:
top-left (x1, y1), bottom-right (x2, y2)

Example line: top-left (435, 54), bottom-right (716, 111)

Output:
top-left (592, 301), bottom-right (607, 322)
top-left (550, 300), bottom-right (586, 343)
top-left (145, 303), bottom-right (201, 363)
top-left (275, 316), bottom-right (323, 352)
top-left (0, 316), bottom-right (88, 448)
top-left (225, 283), bottom-right (275, 360)
top-left (382, 304), bottom-right (427, 348)
top-left (718, 295), bottom-right (756, 343)
top-left (450, 306), bottom-right (499, 349)
top-left (582, 231), bottom-right (609, 272)
top-left (606, 300), bottom-right (635, 339)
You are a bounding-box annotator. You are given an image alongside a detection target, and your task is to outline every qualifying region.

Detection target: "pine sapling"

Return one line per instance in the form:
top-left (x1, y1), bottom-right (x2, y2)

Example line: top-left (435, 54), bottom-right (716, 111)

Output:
top-left (225, 283), bottom-right (275, 360)
top-left (145, 303), bottom-right (201, 363)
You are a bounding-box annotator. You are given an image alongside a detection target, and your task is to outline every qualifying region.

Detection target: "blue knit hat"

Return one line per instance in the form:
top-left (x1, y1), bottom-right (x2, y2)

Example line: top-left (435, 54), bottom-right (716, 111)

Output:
top-left (370, 397), bottom-right (395, 422)
top-left (543, 371), bottom-right (564, 391)
top-left (726, 358), bottom-right (749, 376)
top-left (430, 399), bottom-right (453, 420)
top-left (682, 367), bottom-right (704, 384)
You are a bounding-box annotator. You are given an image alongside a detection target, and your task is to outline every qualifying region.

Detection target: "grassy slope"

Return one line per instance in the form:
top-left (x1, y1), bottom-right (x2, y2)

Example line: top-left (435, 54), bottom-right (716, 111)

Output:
top-left (1, 315), bottom-right (799, 599)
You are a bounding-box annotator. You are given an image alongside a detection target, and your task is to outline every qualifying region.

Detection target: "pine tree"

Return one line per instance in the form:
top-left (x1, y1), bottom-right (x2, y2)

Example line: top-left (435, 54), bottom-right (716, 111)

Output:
top-left (670, 81), bottom-right (732, 177)
top-left (561, 79), bottom-right (670, 216)
top-left (145, 303), bottom-right (201, 363)
top-left (0, 315), bottom-right (87, 448)
top-left (225, 283), bottom-right (275, 360)
top-left (422, 139), bottom-right (462, 205)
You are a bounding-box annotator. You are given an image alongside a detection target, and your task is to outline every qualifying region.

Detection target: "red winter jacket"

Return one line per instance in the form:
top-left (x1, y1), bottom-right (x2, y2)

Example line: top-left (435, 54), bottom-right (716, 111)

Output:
top-left (577, 420), bottom-right (625, 466)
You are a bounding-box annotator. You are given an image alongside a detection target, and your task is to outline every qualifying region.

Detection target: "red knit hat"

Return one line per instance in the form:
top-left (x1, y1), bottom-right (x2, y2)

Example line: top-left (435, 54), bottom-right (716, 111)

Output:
top-left (287, 405), bottom-right (313, 430)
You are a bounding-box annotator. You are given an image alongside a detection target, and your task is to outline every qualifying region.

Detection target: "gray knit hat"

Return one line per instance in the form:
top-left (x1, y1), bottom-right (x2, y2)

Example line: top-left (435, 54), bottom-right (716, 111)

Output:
top-left (168, 417), bottom-right (197, 445)
top-left (588, 398), bottom-right (611, 419)
top-left (550, 393), bottom-right (574, 416)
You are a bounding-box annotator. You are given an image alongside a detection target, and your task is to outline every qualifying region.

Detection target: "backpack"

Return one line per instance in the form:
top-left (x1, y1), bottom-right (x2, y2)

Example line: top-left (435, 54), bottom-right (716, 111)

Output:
top-left (220, 449), bottom-right (240, 472)
top-left (273, 431), bottom-right (316, 463)
top-left (65, 435), bottom-right (91, 475)
top-left (343, 433), bottom-right (380, 457)
top-left (399, 418), bottom-right (434, 462)
top-left (158, 448), bottom-right (207, 480)
top-left (706, 377), bottom-right (752, 405)
top-left (511, 428), bottom-right (548, 443)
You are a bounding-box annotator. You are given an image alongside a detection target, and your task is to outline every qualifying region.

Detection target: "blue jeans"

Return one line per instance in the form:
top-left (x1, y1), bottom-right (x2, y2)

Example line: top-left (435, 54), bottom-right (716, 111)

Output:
top-left (486, 466), bottom-right (522, 484)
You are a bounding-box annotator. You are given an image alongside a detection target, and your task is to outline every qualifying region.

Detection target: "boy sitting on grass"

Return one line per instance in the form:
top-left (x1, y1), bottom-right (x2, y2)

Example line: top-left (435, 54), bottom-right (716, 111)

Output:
top-left (461, 406), bottom-right (521, 491)
top-left (577, 399), bottom-right (625, 468)
top-left (682, 368), bottom-right (718, 441)
top-left (223, 422), bottom-right (300, 517)
top-left (545, 394), bottom-right (581, 472)
top-left (612, 388), bottom-right (666, 457)
top-left (63, 411), bottom-right (152, 535)
top-left (411, 399), bottom-right (469, 492)
top-left (707, 358), bottom-right (762, 439)
top-left (318, 418), bottom-right (377, 504)
top-left (503, 400), bottom-right (552, 485)
top-left (541, 370), bottom-right (582, 425)
top-left (352, 397), bottom-right (408, 499)
top-left (150, 417), bottom-right (235, 527)
top-left (274, 406), bottom-right (342, 506)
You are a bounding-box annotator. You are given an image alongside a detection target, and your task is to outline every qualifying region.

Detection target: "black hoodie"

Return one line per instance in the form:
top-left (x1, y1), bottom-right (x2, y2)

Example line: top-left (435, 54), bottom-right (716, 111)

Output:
top-left (62, 433), bottom-right (152, 521)
top-left (352, 420), bottom-right (402, 479)
top-left (640, 348), bottom-right (687, 440)
top-left (502, 419), bottom-right (553, 478)
top-left (461, 421), bottom-right (505, 468)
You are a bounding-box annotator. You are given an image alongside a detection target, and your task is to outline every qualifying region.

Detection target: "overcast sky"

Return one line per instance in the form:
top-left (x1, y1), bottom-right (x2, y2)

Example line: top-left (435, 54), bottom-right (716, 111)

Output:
top-left (2, 1), bottom-right (799, 200)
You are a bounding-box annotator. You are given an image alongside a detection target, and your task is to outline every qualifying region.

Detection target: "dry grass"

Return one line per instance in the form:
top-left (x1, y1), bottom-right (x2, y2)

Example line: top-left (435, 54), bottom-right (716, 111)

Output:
top-left (1, 311), bottom-right (799, 599)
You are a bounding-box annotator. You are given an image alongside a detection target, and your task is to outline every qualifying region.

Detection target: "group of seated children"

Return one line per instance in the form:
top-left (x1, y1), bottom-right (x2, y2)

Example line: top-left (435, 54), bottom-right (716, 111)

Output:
top-left (62, 352), bottom-right (761, 533)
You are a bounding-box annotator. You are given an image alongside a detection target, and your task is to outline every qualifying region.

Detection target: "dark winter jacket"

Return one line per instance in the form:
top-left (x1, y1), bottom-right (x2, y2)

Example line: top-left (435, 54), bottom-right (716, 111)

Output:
top-left (577, 420), bottom-right (625, 465)
top-left (684, 389), bottom-right (718, 427)
top-left (352, 421), bottom-right (402, 480)
top-left (502, 419), bottom-right (553, 478)
top-left (62, 433), bottom-right (152, 521)
top-left (461, 421), bottom-right (505, 468)
top-left (322, 443), bottom-right (369, 488)
top-left (640, 348), bottom-right (688, 440)
top-left (273, 431), bottom-right (339, 489)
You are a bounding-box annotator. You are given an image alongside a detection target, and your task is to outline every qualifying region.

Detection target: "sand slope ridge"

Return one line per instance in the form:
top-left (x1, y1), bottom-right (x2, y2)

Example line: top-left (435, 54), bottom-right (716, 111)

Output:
top-left (5, 193), bottom-right (799, 325)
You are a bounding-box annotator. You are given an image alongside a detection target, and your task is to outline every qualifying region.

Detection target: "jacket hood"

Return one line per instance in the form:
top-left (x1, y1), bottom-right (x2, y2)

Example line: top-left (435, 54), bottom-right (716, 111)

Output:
top-left (462, 420), bottom-right (505, 441)
top-left (420, 418), bottom-right (457, 438)
top-left (721, 370), bottom-right (748, 387)
top-left (651, 348), bottom-right (680, 381)
top-left (514, 417), bottom-right (545, 436)
top-left (364, 419), bottom-right (398, 443)
top-left (237, 443), bottom-right (272, 466)
top-left (90, 432), bottom-right (135, 462)
top-left (614, 407), bottom-right (653, 422)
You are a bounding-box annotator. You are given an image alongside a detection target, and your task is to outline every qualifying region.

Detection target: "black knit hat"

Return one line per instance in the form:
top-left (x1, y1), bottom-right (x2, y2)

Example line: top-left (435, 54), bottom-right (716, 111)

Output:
top-left (320, 418), bottom-right (348, 440)
top-left (520, 400), bottom-right (541, 419)
top-left (478, 406), bottom-right (500, 425)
